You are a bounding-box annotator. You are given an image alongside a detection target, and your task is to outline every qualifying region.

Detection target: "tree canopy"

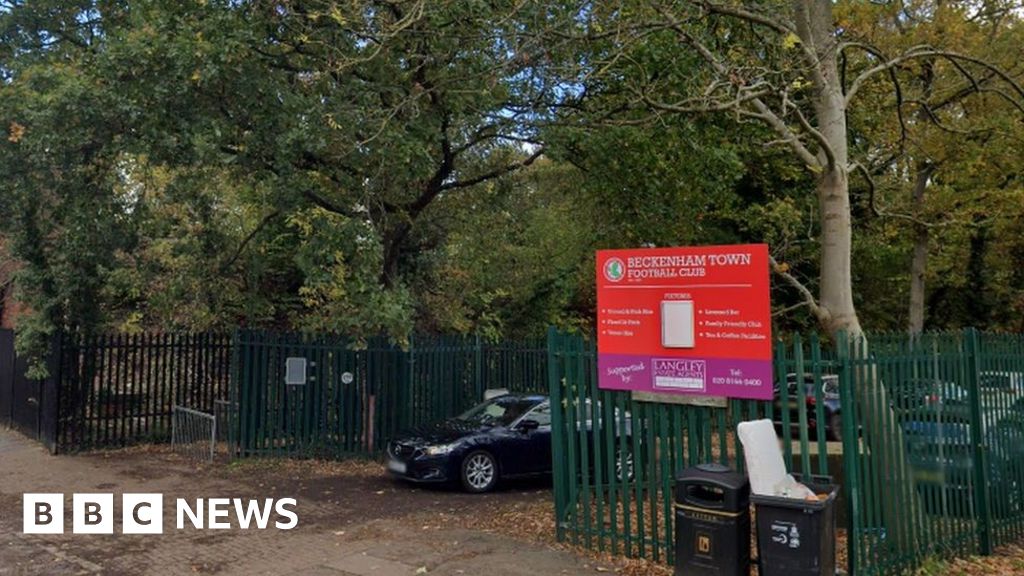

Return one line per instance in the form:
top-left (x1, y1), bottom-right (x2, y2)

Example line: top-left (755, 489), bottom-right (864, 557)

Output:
top-left (2, 0), bottom-right (1023, 365)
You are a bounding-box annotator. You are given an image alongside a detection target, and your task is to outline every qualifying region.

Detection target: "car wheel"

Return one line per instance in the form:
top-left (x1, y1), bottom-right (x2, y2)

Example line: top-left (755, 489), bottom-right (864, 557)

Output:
top-left (828, 413), bottom-right (843, 443)
top-left (614, 446), bottom-right (635, 482)
top-left (461, 450), bottom-right (498, 493)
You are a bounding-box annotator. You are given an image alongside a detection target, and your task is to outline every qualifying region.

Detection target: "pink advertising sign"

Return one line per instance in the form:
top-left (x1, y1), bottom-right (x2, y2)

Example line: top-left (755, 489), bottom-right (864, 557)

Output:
top-left (596, 244), bottom-right (773, 400)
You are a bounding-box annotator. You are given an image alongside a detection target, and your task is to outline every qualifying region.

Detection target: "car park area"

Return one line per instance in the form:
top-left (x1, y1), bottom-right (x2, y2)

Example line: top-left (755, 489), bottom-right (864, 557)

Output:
top-left (0, 429), bottom-right (613, 576)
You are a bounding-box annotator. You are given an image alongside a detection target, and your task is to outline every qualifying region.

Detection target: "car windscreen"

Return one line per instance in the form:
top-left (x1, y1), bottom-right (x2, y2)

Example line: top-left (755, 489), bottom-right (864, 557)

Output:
top-left (980, 374), bottom-right (1013, 389)
top-left (456, 396), bottom-right (542, 427)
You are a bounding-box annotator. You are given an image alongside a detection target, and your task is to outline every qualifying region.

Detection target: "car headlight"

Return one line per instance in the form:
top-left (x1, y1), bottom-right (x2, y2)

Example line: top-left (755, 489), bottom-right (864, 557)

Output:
top-left (424, 443), bottom-right (457, 456)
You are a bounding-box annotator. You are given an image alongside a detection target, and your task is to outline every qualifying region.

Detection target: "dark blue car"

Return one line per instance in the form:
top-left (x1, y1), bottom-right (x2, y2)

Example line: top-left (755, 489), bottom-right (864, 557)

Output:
top-left (773, 373), bottom-right (843, 441)
top-left (386, 393), bottom-right (634, 492)
top-left (386, 394), bottom-right (553, 492)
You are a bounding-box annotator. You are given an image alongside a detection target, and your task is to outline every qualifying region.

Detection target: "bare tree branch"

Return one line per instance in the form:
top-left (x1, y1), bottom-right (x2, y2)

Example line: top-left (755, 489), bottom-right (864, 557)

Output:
top-left (300, 189), bottom-right (359, 218)
top-left (773, 300), bottom-right (811, 317)
top-left (219, 210), bottom-right (282, 273)
top-left (904, 99), bottom-right (997, 137)
top-left (638, 84), bottom-right (772, 113)
top-left (839, 41), bottom-right (910, 151)
top-left (695, 1), bottom-right (829, 91)
top-left (439, 147), bottom-right (545, 192)
top-left (790, 104), bottom-right (838, 168)
top-left (850, 162), bottom-right (978, 229)
top-left (846, 46), bottom-right (1024, 106)
top-left (769, 255), bottom-right (828, 324)
top-left (654, 8), bottom-right (825, 169)
top-left (741, 101), bottom-right (822, 168)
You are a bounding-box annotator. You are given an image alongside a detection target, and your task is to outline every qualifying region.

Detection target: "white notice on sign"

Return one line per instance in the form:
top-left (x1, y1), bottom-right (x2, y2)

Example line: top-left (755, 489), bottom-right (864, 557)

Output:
top-left (661, 300), bottom-right (695, 348)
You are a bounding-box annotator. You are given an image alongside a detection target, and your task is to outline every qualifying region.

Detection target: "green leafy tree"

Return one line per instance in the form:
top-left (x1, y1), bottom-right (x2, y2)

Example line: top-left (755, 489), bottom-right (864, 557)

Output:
top-left (838, 0), bottom-right (1024, 333)
top-left (0, 1), bottom-right (136, 369)
top-left (538, 0), bottom-right (1023, 549)
top-left (104, 0), bottom-right (561, 283)
top-left (547, 0), bottom-right (1024, 338)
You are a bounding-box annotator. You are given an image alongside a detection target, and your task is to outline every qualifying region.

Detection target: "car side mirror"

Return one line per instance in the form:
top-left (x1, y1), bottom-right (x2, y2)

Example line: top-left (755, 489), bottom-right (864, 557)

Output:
top-left (517, 419), bottom-right (540, 433)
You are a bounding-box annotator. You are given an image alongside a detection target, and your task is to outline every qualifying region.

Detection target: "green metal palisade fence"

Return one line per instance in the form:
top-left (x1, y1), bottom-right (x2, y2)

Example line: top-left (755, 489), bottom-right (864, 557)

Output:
top-left (46, 325), bottom-right (1024, 574)
top-left (548, 328), bottom-right (836, 563)
top-left (51, 330), bottom-right (546, 455)
top-left (551, 328), bottom-right (1024, 575)
top-left (230, 330), bottom-right (547, 458)
top-left (842, 330), bottom-right (1024, 575)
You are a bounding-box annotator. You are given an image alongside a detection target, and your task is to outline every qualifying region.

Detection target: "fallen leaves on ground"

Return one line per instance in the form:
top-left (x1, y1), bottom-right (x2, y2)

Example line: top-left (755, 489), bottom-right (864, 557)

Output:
top-left (918, 545), bottom-right (1024, 576)
top-left (84, 446), bottom-right (857, 576)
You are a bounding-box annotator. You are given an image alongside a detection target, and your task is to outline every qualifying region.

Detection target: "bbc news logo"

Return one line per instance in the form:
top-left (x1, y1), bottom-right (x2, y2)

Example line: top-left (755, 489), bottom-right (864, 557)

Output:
top-left (23, 494), bottom-right (298, 534)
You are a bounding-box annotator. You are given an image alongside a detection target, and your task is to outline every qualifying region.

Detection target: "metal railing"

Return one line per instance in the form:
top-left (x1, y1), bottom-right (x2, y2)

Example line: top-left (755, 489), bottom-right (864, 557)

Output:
top-left (230, 331), bottom-right (548, 458)
top-left (49, 329), bottom-right (544, 456)
top-left (842, 330), bottom-right (1024, 575)
top-left (548, 329), bottom-right (831, 563)
top-left (171, 405), bottom-right (216, 462)
top-left (56, 332), bottom-right (232, 451)
top-left (549, 328), bottom-right (1024, 575)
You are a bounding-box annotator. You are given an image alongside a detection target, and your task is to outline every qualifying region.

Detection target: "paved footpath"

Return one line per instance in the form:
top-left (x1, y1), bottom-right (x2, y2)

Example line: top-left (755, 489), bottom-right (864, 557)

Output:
top-left (0, 430), bottom-right (606, 575)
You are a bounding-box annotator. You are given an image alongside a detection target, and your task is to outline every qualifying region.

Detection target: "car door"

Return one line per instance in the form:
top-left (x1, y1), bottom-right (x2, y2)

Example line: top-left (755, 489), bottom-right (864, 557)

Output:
top-left (526, 402), bottom-right (554, 474)
top-left (505, 402), bottom-right (553, 476)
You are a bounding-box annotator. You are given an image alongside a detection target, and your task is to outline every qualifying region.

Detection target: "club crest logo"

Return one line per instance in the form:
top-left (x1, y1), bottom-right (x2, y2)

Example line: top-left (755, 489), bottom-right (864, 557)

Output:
top-left (604, 258), bottom-right (625, 282)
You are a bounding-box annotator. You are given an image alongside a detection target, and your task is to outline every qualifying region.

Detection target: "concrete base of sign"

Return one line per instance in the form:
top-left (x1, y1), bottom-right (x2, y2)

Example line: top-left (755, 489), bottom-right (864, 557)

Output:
top-left (631, 391), bottom-right (727, 408)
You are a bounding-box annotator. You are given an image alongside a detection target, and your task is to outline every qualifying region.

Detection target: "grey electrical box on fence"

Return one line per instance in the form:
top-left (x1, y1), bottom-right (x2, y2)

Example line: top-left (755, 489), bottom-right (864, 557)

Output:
top-left (285, 357), bottom-right (307, 385)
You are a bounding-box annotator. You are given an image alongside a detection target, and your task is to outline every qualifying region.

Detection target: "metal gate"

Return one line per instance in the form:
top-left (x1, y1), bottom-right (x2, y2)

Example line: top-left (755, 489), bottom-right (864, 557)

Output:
top-left (231, 330), bottom-right (548, 458)
top-left (232, 331), bottom-right (384, 458)
top-left (0, 328), bottom-right (58, 452)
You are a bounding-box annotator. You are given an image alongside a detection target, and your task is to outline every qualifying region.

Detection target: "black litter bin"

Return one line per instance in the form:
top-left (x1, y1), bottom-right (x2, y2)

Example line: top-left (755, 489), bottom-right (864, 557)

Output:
top-left (674, 463), bottom-right (750, 576)
top-left (752, 476), bottom-right (838, 576)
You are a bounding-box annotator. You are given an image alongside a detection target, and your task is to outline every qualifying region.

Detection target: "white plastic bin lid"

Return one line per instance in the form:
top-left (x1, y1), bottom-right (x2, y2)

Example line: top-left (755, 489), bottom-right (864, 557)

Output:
top-left (737, 419), bottom-right (788, 496)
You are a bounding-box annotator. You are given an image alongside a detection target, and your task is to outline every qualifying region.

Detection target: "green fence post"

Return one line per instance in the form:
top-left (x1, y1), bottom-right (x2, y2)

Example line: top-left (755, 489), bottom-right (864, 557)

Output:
top-left (837, 330), bottom-right (860, 576)
top-left (547, 327), bottom-right (567, 542)
top-left (809, 334), bottom-right (828, 476)
top-left (229, 328), bottom-right (240, 456)
top-left (794, 334), bottom-right (812, 476)
top-left (406, 335), bottom-right (415, 431)
top-left (775, 340), bottom-right (793, 470)
top-left (966, 327), bottom-right (993, 555)
top-left (474, 333), bottom-right (483, 401)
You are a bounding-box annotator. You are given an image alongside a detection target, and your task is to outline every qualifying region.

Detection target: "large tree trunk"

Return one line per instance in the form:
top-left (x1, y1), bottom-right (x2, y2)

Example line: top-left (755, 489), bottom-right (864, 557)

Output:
top-left (908, 231), bottom-right (928, 332)
top-left (380, 221), bottom-right (411, 289)
top-left (797, 0), bottom-right (920, 553)
top-left (797, 0), bottom-right (862, 338)
top-left (908, 164), bottom-right (934, 334)
top-left (816, 166), bottom-right (861, 336)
